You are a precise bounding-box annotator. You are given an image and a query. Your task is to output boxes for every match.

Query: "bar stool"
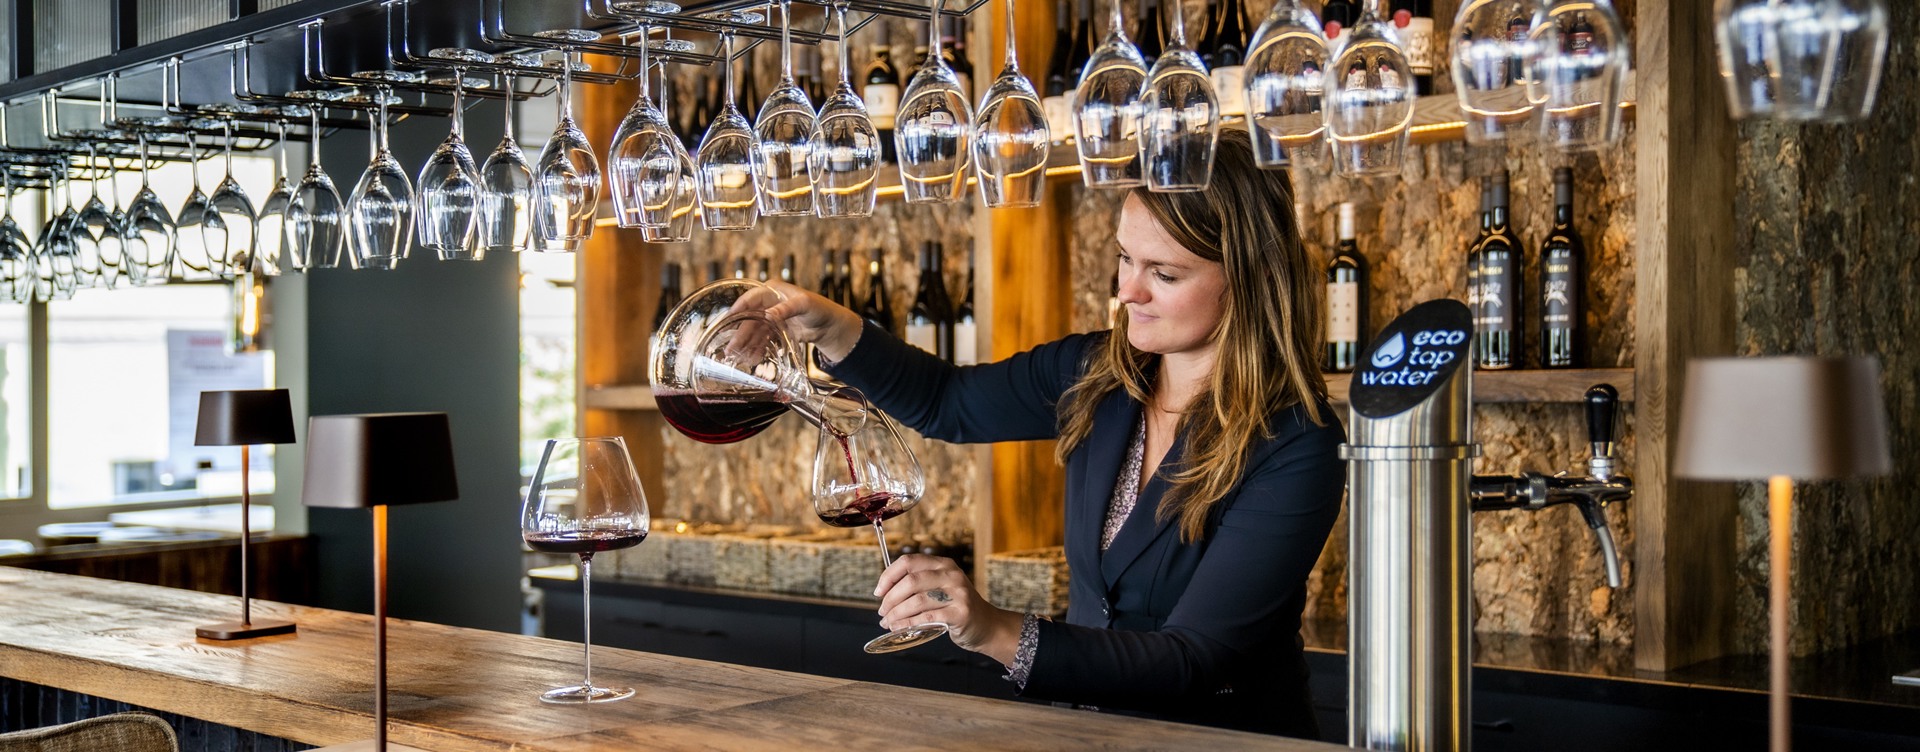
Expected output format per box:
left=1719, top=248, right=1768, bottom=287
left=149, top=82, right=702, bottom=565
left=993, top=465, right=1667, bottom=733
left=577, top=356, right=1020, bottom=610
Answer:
left=0, top=712, right=177, bottom=752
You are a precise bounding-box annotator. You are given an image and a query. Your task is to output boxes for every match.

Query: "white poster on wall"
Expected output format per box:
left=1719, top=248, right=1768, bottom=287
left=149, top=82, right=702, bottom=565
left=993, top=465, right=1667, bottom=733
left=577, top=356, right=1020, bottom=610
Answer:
left=164, top=330, right=269, bottom=482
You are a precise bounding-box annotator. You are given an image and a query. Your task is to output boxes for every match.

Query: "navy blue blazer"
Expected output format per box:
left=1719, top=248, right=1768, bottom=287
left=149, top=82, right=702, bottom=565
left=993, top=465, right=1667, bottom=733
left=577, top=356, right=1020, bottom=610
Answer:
left=828, top=324, right=1346, bottom=737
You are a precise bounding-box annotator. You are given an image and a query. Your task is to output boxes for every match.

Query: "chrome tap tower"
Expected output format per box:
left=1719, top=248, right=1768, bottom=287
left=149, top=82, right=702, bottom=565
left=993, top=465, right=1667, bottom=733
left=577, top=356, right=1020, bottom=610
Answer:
left=1339, top=300, right=1478, bottom=751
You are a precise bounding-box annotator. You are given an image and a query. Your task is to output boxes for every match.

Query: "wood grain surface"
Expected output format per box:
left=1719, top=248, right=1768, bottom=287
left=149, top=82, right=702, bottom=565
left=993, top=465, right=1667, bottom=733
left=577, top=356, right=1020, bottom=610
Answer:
left=0, top=569, right=1336, bottom=751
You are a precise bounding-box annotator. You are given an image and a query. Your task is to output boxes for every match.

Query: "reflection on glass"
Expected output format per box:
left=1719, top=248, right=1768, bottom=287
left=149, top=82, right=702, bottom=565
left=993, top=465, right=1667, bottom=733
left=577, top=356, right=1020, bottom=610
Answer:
left=807, top=0, right=881, bottom=218
left=1714, top=0, right=1888, bottom=123
left=1527, top=0, right=1629, bottom=151
left=1072, top=0, right=1148, bottom=187
left=479, top=57, right=537, bottom=254
left=533, top=48, right=603, bottom=252
left=697, top=32, right=763, bottom=231
left=347, top=89, right=415, bottom=270
left=610, top=30, right=683, bottom=229
left=1450, top=0, right=1543, bottom=144
left=1326, top=6, right=1414, bottom=177
left=895, top=0, right=973, bottom=203
left=1138, top=0, right=1217, bottom=192
left=1245, top=0, right=1329, bottom=169
left=972, top=0, right=1051, bottom=207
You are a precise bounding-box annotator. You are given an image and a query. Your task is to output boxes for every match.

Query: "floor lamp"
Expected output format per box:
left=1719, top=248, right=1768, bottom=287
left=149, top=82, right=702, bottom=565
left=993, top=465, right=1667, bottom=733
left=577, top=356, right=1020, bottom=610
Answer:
left=303, top=413, right=459, bottom=752
left=1675, top=356, right=1891, bottom=752
left=194, top=388, right=297, bottom=640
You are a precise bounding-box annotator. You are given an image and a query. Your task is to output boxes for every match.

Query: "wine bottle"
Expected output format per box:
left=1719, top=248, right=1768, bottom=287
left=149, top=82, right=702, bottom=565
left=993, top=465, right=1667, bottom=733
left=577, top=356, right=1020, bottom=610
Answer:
left=1467, top=179, right=1491, bottom=365
left=1477, top=170, right=1522, bottom=369
left=1204, top=0, right=1250, bottom=119
left=705, top=260, right=724, bottom=286
left=1069, top=0, right=1094, bottom=79
left=1325, top=203, right=1369, bottom=373
left=1540, top=167, right=1585, bottom=368
left=754, top=257, right=771, bottom=283
left=731, top=256, right=749, bottom=279
left=652, top=262, right=682, bottom=333
left=1041, top=0, right=1078, bottom=142
left=796, top=43, right=827, bottom=105
left=1568, top=10, right=1595, bottom=54
left=1322, top=0, right=1355, bottom=40
left=836, top=249, right=858, bottom=309
left=1391, top=0, right=1436, bottom=95
left=739, top=46, right=762, bottom=122
left=689, top=70, right=717, bottom=151
left=863, top=44, right=902, bottom=164
left=953, top=243, right=978, bottom=366
left=943, top=18, right=974, bottom=102
left=1136, top=0, right=1166, bottom=65
left=1506, top=9, right=1532, bottom=85
left=907, top=241, right=955, bottom=361
left=860, top=253, right=898, bottom=334
left=780, top=253, right=797, bottom=285
left=817, top=249, right=839, bottom=299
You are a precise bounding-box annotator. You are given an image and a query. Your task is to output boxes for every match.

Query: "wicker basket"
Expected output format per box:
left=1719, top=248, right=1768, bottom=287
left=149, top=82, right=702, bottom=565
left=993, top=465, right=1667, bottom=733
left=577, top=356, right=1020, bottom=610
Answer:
left=663, top=523, right=733, bottom=587
left=612, top=520, right=675, bottom=582
left=712, top=531, right=778, bottom=591
left=987, top=546, right=1071, bottom=618
left=821, top=535, right=886, bottom=601
left=766, top=531, right=849, bottom=597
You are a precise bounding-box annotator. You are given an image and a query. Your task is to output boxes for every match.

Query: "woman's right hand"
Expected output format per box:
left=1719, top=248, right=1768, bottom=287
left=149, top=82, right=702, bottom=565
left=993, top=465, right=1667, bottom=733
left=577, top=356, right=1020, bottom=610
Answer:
left=761, top=281, right=866, bottom=363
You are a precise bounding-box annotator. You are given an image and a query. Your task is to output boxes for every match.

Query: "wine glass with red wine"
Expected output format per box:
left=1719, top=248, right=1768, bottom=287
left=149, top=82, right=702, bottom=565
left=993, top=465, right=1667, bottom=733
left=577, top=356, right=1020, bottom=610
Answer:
left=522, top=436, right=651, bottom=703
left=811, top=411, right=945, bottom=653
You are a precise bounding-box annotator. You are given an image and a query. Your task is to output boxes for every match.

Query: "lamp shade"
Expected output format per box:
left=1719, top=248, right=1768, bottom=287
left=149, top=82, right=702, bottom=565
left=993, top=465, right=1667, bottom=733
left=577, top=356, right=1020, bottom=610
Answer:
left=195, top=389, right=296, bottom=446
left=302, top=413, right=459, bottom=509
left=1674, top=356, right=1892, bottom=481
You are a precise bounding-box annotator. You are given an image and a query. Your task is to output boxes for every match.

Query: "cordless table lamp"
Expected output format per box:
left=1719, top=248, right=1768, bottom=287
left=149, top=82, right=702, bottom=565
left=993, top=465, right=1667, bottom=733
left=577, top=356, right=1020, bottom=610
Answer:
left=303, top=413, right=458, bottom=752
left=194, top=388, right=296, bottom=640
left=1675, top=356, right=1891, bottom=752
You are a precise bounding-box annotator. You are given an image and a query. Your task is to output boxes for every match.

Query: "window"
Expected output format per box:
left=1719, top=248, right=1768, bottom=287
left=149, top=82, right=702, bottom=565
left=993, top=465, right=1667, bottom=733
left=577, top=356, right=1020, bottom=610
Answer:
left=520, top=251, right=575, bottom=481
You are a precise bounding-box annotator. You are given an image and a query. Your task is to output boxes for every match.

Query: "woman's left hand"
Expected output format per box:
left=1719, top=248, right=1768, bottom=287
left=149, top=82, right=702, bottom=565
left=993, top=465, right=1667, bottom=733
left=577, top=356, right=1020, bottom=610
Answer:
left=874, top=554, right=1024, bottom=666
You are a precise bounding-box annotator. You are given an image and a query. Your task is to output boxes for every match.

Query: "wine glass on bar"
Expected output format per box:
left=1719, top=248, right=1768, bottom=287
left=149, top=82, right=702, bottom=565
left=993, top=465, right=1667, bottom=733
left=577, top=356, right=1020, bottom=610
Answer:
left=73, top=143, right=115, bottom=288
left=753, top=0, right=818, bottom=216
left=971, top=0, right=1051, bottom=208
left=522, top=436, right=650, bottom=704
left=1138, top=0, right=1218, bottom=191
left=697, top=31, right=762, bottom=231
left=1527, top=0, right=1629, bottom=150
left=1072, top=0, right=1149, bottom=187
left=807, top=0, right=881, bottom=218
left=895, top=0, right=973, bottom=203
left=811, top=411, right=944, bottom=653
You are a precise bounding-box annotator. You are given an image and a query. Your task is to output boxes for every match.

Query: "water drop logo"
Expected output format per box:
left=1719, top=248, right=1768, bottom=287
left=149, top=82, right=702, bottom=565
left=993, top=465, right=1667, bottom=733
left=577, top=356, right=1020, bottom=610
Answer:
left=1370, top=332, right=1406, bottom=368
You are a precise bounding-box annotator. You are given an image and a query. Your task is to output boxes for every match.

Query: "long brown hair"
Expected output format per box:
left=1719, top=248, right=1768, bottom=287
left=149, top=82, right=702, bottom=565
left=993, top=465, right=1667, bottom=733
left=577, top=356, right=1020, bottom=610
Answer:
left=1055, top=129, right=1327, bottom=542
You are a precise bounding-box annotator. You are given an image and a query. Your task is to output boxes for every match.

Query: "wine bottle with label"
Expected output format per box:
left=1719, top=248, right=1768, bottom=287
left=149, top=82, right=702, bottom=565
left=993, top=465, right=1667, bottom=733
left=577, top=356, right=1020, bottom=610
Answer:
left=943, top=18, right=974, bottom=102
left=1204, top=0, right=1250, bottom=119
left=817, top=249, right=839, bottom=299
left=1322, top=0, right=1356, bottom=40
left=652, top=262, right=682, bottom=333
left=907, top=241, right=956, bottom=361
left=1467, top=178, right=1491, bottom=363
left=1136, top=0, right=1166, bottom=64
left=1325, top=203, right=1370, bottom=372
left=836, top=249, right=858, bottom=309
left=863, top=44, right=902, bottom=163
left=953, top=244, right=979, bottom=365
left=1391, top=0, right=1435, bottom=95
left=1540, top=167, right=1585, bottom=368
left=1477, top=170, right=1523, bottom=369
left=860, top=253, right=898, bottom=334
left=1042, top=0, right=1078, bottom=142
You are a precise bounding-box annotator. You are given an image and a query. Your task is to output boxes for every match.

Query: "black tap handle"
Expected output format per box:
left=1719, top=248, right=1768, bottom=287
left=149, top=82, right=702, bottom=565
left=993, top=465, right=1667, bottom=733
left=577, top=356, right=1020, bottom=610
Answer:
left=1585, top=384, right=1619, bottom=448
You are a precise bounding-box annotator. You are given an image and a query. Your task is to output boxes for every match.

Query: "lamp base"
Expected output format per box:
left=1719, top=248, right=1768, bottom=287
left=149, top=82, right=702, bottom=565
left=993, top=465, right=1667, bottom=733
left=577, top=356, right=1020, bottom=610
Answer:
left=196, top=619, right=297, bottom=640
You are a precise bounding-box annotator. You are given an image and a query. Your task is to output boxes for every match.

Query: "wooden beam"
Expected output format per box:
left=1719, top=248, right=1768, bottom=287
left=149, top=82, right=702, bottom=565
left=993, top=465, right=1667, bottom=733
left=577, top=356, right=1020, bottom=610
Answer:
left=1632, top=0, right=1740, bottom=671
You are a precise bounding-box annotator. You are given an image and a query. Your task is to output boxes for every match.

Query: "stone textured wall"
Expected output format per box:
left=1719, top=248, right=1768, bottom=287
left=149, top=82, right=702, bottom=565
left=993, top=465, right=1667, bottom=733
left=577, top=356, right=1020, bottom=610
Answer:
left=1729, top=2, right=1920, bottom=656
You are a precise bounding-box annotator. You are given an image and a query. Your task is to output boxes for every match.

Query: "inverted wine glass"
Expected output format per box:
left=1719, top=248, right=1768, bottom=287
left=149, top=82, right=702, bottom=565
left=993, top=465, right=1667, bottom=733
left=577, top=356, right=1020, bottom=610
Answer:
left=123, top=131, right=174, bottom=285
left=643, top=58, right=698, bottom=244
left=522, top=436, right=651, bottom=704
left=0, top=171, right=34, bottom=302
left=697, top=31, right=762, bottom=231
left=255, top=119, right=297, bottom=277
left=208, top=119, right=258, bottom=280
left=38, top=167, right=80, bottom=300
left=73, top=144, right=115, bottom=288
left=418, top=49, right=489, bottom=260
left=289, top=101, right=348, bottom=270
left=479, top=56, right=538, bottom=254
left=609, top=21, right=684, bottom=229
left=1450, top=0, right=1544, bottom=143
left=895, top=0, right=973, bottom=203
left=972, top=0, right=1050, bottom=207
left=1714, top=0, right=1886, bottom=123
left=1525, top=0, right=1629, bottom=150
left=103, top=143, right=134, bottom=287
left=807, top=0, right=880, bottom=218
left=1072, top=0, right=1148, bottom=187
left=1138, top=0, right=1218, bottom=191
left=347, top=84, right=414, bottom=270
left=533, top=39, right=603, bottom=252
left=752, top=0, right=818, bottom=216
left=1245, top=0, right=1329, bottom=169
left=173, top=137, right=218, bottom=281
left=1326, top=4, right=1414, bottom=177
left=810, top=411, right=943, bottom=653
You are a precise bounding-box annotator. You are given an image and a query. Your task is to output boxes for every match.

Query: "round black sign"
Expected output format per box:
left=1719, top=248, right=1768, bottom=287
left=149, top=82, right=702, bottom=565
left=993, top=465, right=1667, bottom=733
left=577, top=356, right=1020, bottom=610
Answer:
left=1349, top=298, right=1475, bottom=419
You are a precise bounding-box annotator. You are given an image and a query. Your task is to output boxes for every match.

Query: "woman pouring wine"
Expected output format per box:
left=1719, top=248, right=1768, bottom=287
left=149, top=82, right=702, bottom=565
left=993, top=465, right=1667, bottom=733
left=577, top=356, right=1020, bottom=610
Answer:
left=760, top=130, right=1345, bottom=739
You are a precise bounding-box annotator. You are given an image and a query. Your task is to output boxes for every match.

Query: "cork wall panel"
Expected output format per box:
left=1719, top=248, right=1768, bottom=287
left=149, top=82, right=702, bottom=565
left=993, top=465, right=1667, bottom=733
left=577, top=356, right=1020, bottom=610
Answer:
left=1728, top=1, right=1920, bottom=657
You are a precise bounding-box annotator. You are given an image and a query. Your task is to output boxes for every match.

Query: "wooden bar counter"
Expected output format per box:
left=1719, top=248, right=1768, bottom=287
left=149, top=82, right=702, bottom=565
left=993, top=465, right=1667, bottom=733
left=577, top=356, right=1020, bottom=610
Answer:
left=0, top=568, right=1338, bottom=750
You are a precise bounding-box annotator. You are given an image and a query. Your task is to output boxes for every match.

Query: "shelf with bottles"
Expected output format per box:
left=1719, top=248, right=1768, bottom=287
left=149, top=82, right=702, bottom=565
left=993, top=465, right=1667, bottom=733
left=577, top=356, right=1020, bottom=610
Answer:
left=1324, top=367, right=1633, bottom=405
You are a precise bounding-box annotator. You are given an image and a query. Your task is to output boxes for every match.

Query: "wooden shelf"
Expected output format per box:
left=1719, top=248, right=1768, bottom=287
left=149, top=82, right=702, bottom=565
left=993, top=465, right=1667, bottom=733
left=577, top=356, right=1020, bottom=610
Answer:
left=1326, top=367, right=1634, bottom=405
left=584, top=384, right=658, bottom=411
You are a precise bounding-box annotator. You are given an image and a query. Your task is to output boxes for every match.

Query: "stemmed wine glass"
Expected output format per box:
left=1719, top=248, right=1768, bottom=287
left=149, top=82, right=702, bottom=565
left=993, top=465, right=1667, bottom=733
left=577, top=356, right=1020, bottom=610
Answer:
left=290, top=100, right=348, bottom=270
left=1325, top=2, right=1414, bottom=177
left=895, top=0, right=973, bottom=203
left=522, top=436, right=651, bottom=704
left=644, top=57, right=698, bottom=244
left=256, top=119, right=297, bottom=276
left=609, top=19, right=684, bottom=230
left=419, top=49, right=490, bottom=260
left=126, top=131, right=177, bottom=285
left=752, top=0, right=818, bottom=216
left=1072, top=0, right=1148, bottom=187
left=810, top=411, right=943, bottom=653
left=807, top=0, right=880, bottom=218
left=208, top=118, right=259, bottom=280
left=697, top=31, right=762, bottom=231
left=479, top=55, right=538, bottom=254
left=1449, top=0, right=1543, bottom=144
left=533, top=36, right=603, bottom=252
left=0, top=171, right=35, bottom=302
left=347, top=84, right=414, bottom=270
left=73, top=143, right=116, bottom=288
left=175, top=135, right=218, bottom=281
left=972, top=0, right=1051, bottom=207
left=1245, top=0, right=1329, bottom=169
left=103, top=144, right=134, bottom=287
left=38, top=165, right=80, bottom=300
left=1526, top=0, right=1629, bottom=150
left=1138, top=0, right=1218, bottom=191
